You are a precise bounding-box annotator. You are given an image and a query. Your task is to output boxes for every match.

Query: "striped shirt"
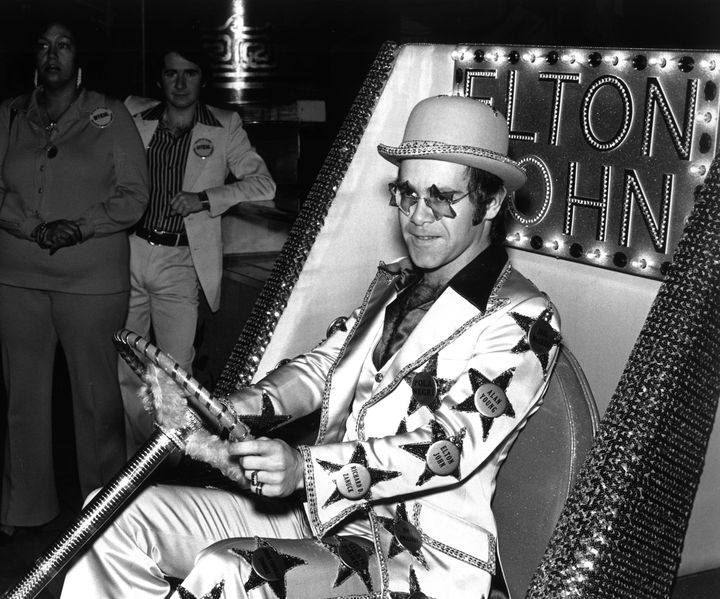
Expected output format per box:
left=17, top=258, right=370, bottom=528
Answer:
left=138, top=103, right=222, bottom=233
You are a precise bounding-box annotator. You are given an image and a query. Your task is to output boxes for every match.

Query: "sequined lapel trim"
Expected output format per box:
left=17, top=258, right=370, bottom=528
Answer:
left=317, top=271, right=390, bottom=443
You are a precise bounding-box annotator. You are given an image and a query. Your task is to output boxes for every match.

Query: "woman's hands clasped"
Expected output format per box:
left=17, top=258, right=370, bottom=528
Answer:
left=33, top=219, right=82, bottom=254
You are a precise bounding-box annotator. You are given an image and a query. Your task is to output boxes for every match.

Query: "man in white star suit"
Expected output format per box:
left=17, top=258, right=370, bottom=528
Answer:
left=61, top=95, right=561, bottom=599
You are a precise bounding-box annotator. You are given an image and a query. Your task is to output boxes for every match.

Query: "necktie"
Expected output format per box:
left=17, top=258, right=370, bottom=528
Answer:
left=372, top=280, right=440, bottom=369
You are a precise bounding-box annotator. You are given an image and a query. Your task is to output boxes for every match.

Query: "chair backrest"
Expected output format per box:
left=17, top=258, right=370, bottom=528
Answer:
left=492, top=345, right=599, bottom=599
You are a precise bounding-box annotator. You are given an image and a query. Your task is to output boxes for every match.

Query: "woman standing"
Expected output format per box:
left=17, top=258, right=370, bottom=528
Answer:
left=0, top=20, right=148, bottom=534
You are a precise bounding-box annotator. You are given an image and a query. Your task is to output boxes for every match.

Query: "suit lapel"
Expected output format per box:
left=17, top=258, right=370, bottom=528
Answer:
left=135, top=118, right=159, bottom=148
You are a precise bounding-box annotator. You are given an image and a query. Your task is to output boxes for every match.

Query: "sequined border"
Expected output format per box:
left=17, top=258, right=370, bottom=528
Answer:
left=377, top=140, right=523, bottom=169
left=412, top=503, right=496, bottom=575
left=215, top=42, right=399, bottom=394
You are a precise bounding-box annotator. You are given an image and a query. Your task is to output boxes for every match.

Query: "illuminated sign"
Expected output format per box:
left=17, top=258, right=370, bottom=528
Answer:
left=453, top=45, right=720, bottom=279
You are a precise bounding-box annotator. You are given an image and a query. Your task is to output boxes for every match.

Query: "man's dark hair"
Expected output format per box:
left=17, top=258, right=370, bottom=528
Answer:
left=465, top=166, right=507, bottom=245
left=154, top=40, right=210, bottom=83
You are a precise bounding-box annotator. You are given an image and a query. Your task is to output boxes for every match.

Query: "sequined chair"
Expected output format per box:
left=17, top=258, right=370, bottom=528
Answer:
left=215, top=42, right=602, bottom=599
left=216, top=39, right=720, bottom=597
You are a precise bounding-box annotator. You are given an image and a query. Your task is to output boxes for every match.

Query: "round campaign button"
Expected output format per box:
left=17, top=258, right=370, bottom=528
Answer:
left=411, top=372, right=437, bottom=406
left=473, top=384, right=508, bottom=418
left=336, top=463, right=371, bottom=499
left=193, top=138, right=214, bottom=159
left=338, top=537, right=370, bottom=571
left=251, top=546, right=285, bottom=581
left=89, top=107, right=113, bottom=128
left=393, top=520, right=423, bottom=553
left=528, top=318, right=555, bottom=356
left=425, top=440, right=460, bottom=475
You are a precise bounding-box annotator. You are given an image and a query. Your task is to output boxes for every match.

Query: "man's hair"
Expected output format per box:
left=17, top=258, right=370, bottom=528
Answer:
left=154, top=41, right=210, bottom=82
left=466, top=166, right=507, bottom=245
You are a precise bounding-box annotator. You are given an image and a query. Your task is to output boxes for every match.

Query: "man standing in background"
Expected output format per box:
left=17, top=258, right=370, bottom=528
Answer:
left=121, top=41, right=276, bottom=454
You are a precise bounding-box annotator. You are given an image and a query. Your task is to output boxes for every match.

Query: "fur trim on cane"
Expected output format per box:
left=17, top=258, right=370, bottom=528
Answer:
left=140, top=364, right=191, bottom=429
left=140, top=365, right=248, bottom=485
left=185, top=430, right=247, bottom=484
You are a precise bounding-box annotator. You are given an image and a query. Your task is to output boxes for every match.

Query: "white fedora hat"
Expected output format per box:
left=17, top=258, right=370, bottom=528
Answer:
left=377, top=95, right=526, bottom=192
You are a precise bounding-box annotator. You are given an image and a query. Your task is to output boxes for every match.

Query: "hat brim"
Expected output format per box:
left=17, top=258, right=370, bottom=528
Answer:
left=377, top=140, right=526, bottom=192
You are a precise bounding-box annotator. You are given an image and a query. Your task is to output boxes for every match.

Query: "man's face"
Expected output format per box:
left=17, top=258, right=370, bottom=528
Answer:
left=160, top=52, right=202, bottom=110
left=396, top=159, right=501, bottom=285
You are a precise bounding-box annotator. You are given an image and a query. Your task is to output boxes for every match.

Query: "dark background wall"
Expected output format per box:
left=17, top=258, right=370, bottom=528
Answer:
left=2, top=0, right=719, bottom=152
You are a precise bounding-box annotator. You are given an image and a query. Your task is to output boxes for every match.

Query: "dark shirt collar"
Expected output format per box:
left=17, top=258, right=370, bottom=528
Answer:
left=140, top=101, right=222, bottom=127
left=379, top=243, right=509, bottom=313
left=447, top=243, right=508, bottom=312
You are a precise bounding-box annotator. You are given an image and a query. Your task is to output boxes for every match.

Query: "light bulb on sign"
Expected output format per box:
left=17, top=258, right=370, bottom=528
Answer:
left=544, top=239, right=562, bottom=251
left=631, top=258, right=649, bottom=270
left=689, top=164, right=707, bottom=177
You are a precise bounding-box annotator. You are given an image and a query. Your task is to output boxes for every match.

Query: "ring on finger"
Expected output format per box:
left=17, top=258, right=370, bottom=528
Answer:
left=250, top=470, right=259, bottom=486
left=253, top=482, right=264, bottom=496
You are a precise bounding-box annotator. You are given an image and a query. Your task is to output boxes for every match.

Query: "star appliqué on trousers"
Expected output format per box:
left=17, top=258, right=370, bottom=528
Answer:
left=176, top=581, right=224, bottom=599
left=376, top=502, right=428, bottom=569
left=399, top=420, right=466, bottom=485
left=237, top=390, right=292, bottom=436
left=404, top=354, right=453, bottom=415
left=316, top=443, right=401, bottom=508
left=453, top=368, right=515, bottom=441
left=231, top=538, right=307, bottom=599
left=509, top=308, right=561, bottom=373
left=319, top=536, right=376, bottom=593
left=390, top=565, right=438, bottom=599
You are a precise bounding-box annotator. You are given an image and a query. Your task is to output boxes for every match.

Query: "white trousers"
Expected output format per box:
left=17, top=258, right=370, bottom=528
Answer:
left=60, top=484, right=312, bottom=599
left=119, top=234, right=200, bottom=456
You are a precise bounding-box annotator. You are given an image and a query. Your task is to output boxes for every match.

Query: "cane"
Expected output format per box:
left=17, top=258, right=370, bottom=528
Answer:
left=1, top=329, right=252, bottom=599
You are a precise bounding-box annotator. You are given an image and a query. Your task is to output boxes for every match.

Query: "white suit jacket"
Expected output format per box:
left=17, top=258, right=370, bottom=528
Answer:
left=124, top=96, right=276, bottom=311
left=232, top=245, right=561, bottom=598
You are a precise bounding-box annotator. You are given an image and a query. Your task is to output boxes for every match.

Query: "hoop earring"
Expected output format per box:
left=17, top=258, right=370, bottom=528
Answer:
left=76, top=67, right=82, bottom=88
left=33, top=69, right=39, bottom=88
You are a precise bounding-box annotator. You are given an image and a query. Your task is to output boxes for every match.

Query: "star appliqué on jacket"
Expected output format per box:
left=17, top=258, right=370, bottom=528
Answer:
left=376, top=502, right=428, bottom=569
left=319, top=536, right=376, bottom=593
left=453, top=368, right=515, bottom=441
left=399, top=420, right=465, bottom=485
left=404, top=354, right=453, bottom=415
left=390, top=565, right=438, bottom=599
left=316, top=443, right=401, bottom=508
left=176, top=581, right=224, bottom=599
left=236, top=390, right=292, bottom=436
left=509, top=307, right=561, bottom=373
left=230, top=538, right=307, bottom=599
